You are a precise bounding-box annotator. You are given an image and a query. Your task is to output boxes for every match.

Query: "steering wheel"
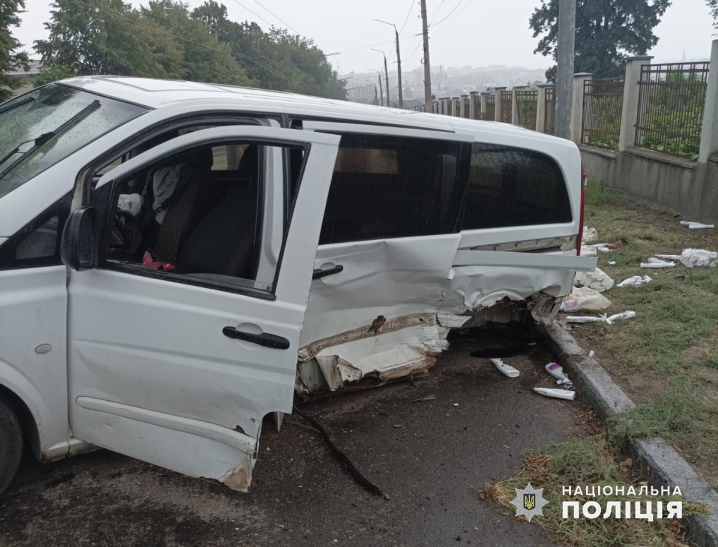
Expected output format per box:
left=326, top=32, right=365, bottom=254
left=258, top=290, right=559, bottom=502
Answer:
left=112, top=210, right=137, bottom=251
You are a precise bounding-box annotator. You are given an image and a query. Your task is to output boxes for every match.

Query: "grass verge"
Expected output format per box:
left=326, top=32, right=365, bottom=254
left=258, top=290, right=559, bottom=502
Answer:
left=484, top=435, right=706, bottom=547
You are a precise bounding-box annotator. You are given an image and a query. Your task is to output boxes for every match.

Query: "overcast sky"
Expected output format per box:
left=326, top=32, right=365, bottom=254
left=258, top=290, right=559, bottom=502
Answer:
left=14, top=0, right=716, bottom=74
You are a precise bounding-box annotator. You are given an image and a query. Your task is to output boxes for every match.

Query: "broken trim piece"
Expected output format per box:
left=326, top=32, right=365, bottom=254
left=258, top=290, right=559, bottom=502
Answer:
left=299, top=313, right=437, bottom=362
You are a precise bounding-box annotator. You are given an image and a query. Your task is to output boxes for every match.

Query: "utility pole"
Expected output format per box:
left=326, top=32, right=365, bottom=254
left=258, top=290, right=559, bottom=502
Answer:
left=369, top=69, right=384, bottom=106
left=420, top=0, right=432, bottom=110
left=555, top=0, right=576, bottom=139
left=395, top=27, right=403, bottom=108
left=372, top=49, right=391, bottom=107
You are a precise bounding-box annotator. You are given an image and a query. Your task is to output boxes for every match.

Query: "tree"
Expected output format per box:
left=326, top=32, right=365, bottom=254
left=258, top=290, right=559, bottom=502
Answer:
left=192, top=1, right=346, bottom=99
left=708, top=0, right=718, bottom=30
left=529, top=0, right=671, bottom=81
left=0, top=0, right=29, bottom=102
left=35, top=0, right=184, bottom=79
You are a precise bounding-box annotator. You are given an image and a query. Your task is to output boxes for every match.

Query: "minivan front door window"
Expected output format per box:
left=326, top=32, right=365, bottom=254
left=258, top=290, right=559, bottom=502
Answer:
left=0, top=84, right=147, bottom=201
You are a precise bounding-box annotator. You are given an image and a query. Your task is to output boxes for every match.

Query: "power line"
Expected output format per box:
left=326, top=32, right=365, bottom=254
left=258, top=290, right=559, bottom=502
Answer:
left=251, top=0, right=301, bottom=35
left=432, top=0, right=472, bottom=36
left=329, top=39, right=394, bottom=56
left=431, top=0, right=451, bottom=20
left=398, top=0, right=415, bottom=35
left=403, top=38, right=424, bottom=64
left=431, top=0, right=464, bottom=27
left=230, top=0, right=274, bottom=28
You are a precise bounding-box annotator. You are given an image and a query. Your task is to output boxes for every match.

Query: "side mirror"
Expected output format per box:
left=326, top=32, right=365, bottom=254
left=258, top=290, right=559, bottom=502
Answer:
left=60, top=206, right=98, bottom=271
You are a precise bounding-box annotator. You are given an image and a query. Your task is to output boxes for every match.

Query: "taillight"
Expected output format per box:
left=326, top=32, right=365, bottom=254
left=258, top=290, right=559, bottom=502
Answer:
left=576, top=164, right=587, bottom=255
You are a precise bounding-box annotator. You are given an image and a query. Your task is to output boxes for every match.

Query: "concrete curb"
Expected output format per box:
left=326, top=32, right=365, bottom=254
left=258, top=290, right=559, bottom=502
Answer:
left=543, top=322, right=718, bottom=547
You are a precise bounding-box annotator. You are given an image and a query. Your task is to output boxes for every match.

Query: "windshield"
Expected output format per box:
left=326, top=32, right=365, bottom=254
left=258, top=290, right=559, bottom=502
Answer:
left=0, top=84, right=147, bottom=201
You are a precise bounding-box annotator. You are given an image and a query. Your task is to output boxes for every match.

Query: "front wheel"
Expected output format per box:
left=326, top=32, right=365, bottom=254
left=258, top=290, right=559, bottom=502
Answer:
left=0, top=397, right=23, bottom=496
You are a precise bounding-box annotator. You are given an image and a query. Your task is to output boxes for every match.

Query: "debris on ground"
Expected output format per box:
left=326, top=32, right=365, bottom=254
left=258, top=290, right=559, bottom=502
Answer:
left=490, top=358, right=520, bottom=378
left=533, top=387, right=576, bottom=400
left=412, top=395, right=436, bottom=403
left=545, top=363, right=572, bottom=386
left=640, top=257, right=676, bottom=268
left=680, top=220, right=714, bottom=230
left=574, top=267, right=614, bottom=292
left=617, top=275, right=652, bottom=287
left=561, top=286, right=612, bottom=312
left=564, top=311, right=636, bottom=325
left=583, top=226, right=599, bottom=243
left=656, top=249, right=717, bottom=268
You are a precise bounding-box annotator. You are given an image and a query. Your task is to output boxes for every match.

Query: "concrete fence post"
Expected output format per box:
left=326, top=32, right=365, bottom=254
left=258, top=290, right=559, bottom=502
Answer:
left=494, top=87, right=506, bottom=122
left=570, top=73, right=593, bottom=144
left=469, top=91, right=478, bottom=119
left=451, top=97, right=460, bottom=116
left=619, top=56, right=653, bottom=152
left=460, top=94, right=469, bottom=118
left=480, top=92, right=489, bottom=119
left=699, top=40, right=718, bottom=162
left=536, top=84, right=551, bottom=133
left=443, top=97, right=451, bottom=115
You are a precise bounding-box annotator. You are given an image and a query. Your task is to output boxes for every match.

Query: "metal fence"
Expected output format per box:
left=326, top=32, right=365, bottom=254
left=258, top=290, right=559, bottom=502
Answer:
left=485, top=94, right=496, bottom=121
left=582, top=78, right=624, bottom=151
left=500, top=90, right=513, bottom=123
left=544, top=87, right=555, bottom=135
left=636, top=62, right=710, bottom=158
left=515, top=90, right=538, bottom=130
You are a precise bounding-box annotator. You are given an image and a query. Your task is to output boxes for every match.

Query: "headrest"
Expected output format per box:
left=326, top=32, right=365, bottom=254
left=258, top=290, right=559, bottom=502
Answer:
left=186, top=146, right=214, bottom=171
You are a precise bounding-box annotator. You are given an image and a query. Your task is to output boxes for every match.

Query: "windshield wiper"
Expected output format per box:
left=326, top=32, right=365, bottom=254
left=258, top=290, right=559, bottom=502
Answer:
left=0, top=100, right=100, bottom=180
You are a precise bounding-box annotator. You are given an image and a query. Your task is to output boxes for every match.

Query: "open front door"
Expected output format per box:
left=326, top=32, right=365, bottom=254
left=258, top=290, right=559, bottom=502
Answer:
left=66, top=127, right=339, bottom=490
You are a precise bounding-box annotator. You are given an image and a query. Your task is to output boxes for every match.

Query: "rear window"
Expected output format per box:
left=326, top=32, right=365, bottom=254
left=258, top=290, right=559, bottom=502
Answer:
left=319, top=134, right=468, bottom=244
left=461, top=143, right=572, bottom=230
left=0, top=84, right=147, bottom=201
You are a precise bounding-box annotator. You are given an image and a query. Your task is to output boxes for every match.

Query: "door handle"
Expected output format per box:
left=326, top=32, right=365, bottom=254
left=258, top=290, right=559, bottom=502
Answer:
left=222, top=326, right=290, bottom=350
left=312, top=264, right=344, bottom=280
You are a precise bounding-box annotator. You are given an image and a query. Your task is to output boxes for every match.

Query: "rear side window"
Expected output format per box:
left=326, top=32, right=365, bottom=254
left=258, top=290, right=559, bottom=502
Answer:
left=462, top=144, right=572, bottom=230
left=319, top=134, right=469, bottom=244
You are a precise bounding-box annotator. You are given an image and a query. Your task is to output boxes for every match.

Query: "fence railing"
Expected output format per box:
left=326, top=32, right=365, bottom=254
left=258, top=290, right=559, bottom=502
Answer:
left=636, top=62, right=710, bottom=159
left=544, top=87, right=556, bottom=135
left=485, top=94, right=496, bottom=121
left=516, top=90, right=538, bottom=130
left=500, top=90, right=513, bottom=123
left=582, top=77, right=624, bottom=151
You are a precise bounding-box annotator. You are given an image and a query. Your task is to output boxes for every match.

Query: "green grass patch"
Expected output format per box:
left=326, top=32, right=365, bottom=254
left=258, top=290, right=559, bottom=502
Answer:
left=485, top=435, right=705, bottom=547
left=584, top=181, right=620, bottom=206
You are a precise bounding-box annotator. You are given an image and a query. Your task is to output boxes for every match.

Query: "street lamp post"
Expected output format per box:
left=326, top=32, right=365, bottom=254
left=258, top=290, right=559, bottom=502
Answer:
left=374, top=19, right=403, bottom=108
left=372, top=48, right=391, bottom=107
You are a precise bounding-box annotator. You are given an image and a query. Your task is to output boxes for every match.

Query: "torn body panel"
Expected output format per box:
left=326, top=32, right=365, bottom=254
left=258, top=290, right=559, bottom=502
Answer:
left=296, top=247, right=596, bottom=394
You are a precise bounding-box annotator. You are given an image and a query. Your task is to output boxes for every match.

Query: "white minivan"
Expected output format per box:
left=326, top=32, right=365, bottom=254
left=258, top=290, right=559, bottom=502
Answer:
left=0, top=77, right=596, bottom=494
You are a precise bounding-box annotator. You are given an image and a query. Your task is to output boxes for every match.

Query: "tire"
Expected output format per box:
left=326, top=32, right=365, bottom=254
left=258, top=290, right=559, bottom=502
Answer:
left=0, top=397, right=23, bottom=497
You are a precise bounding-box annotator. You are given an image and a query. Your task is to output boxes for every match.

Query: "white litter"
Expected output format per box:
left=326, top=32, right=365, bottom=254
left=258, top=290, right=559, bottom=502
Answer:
left=617, top=275, right=652, bottom=287
left=565, top=311, right=636, bottom=325
left=545, top=363, right=572, bottom=386
left=561, top=286, right=612, bottom=312
left=574, top=267, right=614, bottom=292
left=656, top=249, right=717, bottom=268
left=640, top=257, right=676, bottom=268
left=680, top=221, right=714, bottom=230
left=533, top=387, right=576, bottom=401
left=588, top=350, right=596, bottom=358
left=583, top=226, right=599, bottom=244
left=490, top=358, right=520, bottom=378
left=580, top=245, right=598, bottom=257
left=609, top=261, right=616, bottom=265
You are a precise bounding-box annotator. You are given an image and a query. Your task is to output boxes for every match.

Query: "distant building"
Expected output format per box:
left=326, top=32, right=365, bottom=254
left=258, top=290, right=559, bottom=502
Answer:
left=5, top=59, right=43, bottom=98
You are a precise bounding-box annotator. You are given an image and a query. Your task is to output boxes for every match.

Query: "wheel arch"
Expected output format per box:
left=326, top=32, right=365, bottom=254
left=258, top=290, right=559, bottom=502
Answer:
left=0, top=384, right=40, bottom=459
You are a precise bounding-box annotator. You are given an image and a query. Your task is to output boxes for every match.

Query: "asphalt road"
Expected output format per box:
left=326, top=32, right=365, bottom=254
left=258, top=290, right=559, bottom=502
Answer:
left=0, top=329, right=585, bottom=547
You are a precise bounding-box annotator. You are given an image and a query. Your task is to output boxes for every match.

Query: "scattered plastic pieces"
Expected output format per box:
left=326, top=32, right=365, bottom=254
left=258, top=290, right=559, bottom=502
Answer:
left=412, top=395, right=436, bottom=403
left=596, top=244, right=617, bottom=253
left=580, top=245, right=598, bottom=257
left=618, top=275, right=652, bottom=287
left=533, top=387, right=576, bottom=401
left=565, top=311, right=636, bottom=325
left=640, top=257, right=676, bottom=268
left=561, top=286, right=612, bottom=312
left=545, top=363, right=573, bottom=386
left=656, top=249, right=717, bottom=268
left=680, top=221, right=714, bottom=230
left=608, top=261, right=616, bottom=265
left=490, top=358, right=520, bottom=378
left=574, top=267, right=614, bottom=292
left=588, top=350, right=596, bottom=358
left=583, top=226, right=599, bottom=244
